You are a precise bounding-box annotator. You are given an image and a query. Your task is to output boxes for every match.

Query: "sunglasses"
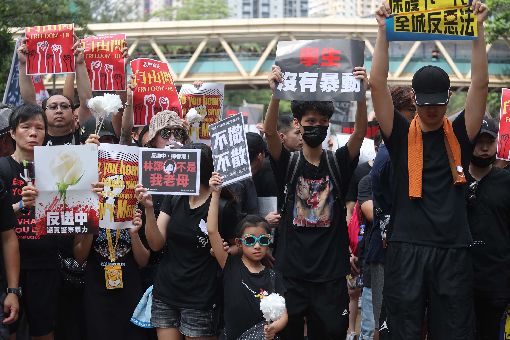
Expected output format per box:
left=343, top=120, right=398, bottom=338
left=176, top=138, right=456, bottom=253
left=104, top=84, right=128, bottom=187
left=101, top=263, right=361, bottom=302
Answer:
left=241, top=234, right=272, bottom=247
left=467, top=181, right=478, bottom=206
left=159, top=128, right=186, bottom=142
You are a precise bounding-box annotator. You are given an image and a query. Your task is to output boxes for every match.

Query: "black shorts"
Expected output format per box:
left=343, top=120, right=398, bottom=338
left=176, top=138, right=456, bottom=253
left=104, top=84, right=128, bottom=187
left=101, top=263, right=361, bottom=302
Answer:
left=20, top=269, right=60, bottom=337
left=281, top=277, right=349, bottom=340
left=384, top=242, right=474, bottom=340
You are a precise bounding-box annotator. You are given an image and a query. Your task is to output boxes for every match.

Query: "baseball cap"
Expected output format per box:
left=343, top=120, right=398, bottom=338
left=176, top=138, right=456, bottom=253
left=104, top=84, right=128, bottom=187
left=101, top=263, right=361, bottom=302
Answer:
left=147, top=110, right=188, bottom=144
left=412, top=66, right=450, bottom=106
left=80, top=116, right=117, bottom=143
left=478, top=118, right=498, bottom=139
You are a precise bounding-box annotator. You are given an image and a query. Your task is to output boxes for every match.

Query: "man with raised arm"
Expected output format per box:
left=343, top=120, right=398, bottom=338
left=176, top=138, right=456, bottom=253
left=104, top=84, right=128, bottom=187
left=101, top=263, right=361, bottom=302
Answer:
left=264, top=65, right=368, bottom=339
left=370, top=1, right=489, bottom=339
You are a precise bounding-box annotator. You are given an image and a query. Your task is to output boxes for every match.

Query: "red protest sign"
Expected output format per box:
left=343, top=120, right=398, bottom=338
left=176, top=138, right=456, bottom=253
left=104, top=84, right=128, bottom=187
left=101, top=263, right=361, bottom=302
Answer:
left=82, top=34, right=126, bottom=91
left=130, top=58, right=181, bottom=126
left=25, top=24, right=75, bottom=75
left=497, top=88, right=510, bottom=160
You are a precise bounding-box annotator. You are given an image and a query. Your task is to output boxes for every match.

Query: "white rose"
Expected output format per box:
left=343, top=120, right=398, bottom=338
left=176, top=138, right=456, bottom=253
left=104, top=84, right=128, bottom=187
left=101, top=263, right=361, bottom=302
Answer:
left=51, top=152, right=83, bottom=186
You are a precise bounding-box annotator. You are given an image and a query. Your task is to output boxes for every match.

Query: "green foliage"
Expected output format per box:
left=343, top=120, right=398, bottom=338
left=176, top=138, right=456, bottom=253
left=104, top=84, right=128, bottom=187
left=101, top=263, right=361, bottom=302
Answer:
left=485, top=0, right=510, bottom=45
left=224, top=89, right=292, bottom=119
left=447, top=89, right=503, bottom=118
left=153, top=0, right=229, bottom=20
left=89, top=0, right=141, bottom=23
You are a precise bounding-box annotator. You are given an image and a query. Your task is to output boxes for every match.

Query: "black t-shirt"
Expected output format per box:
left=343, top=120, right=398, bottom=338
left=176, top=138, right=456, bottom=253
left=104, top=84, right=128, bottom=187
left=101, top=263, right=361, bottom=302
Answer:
left=253, top=157, right=279, bottom=198
left=467, top=167, right=510, bottom=297
left=0, top=187, right=16, bottom=289
left=357, top=175, right=372, bottom=287
left=0, top=157, right=59, bottom=269
left=345, top=161, right=372, bottom=203
left=223, top=255, right=286, bottom=339
left=270, top=146, right=358, bottom=281
left=154, top=195, right=236, bottom=309
left=383, top=111, right=473, bottom=248
left=44, top=130, right=81, bottom=146
left=227, top=178, right=259, bottom=215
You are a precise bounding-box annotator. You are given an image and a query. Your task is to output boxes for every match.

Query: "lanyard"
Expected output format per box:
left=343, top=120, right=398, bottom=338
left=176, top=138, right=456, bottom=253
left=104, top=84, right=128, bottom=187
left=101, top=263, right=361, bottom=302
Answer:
left=106, top=229, right=121, bottom=263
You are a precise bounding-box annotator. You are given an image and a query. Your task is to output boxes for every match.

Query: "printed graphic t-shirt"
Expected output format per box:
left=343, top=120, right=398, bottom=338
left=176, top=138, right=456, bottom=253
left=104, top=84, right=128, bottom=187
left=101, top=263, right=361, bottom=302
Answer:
left=0, top=157, right=58, bottom=269
left=223, top=255, right=286, bottom=340
left=271, top=146, right=358, bottom=281
left=154, top=195, right=236, bottom=309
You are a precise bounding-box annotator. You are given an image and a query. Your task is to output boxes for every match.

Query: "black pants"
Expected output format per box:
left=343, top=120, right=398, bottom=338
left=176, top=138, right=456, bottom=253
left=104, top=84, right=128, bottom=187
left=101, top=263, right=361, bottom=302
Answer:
left=384, top=242, right=474, bottom=340
left=474, top=291, right=509, bottom=340
left=281, top=277, right=349, bottom=340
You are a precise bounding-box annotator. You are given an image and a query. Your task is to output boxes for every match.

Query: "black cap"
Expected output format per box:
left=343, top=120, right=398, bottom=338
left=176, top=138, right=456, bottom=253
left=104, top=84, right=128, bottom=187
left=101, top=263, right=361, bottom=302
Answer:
left=412, top=65, right=450, bottom=106
left=479, top=118, right=498, bottom=139
left=80, top=116, right=117, bottom=143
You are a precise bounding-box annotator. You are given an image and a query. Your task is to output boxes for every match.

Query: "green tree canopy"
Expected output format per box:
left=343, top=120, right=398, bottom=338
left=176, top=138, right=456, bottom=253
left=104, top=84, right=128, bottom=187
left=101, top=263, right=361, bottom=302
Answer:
left=153, top=0, right=229, bottom=21
left=485, top=0, right=510, bottom=46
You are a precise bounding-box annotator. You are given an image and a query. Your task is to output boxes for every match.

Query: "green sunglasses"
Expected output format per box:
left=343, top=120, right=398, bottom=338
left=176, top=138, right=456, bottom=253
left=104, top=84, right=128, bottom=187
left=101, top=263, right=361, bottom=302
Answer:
left=241, top=234, right=272, bottom=247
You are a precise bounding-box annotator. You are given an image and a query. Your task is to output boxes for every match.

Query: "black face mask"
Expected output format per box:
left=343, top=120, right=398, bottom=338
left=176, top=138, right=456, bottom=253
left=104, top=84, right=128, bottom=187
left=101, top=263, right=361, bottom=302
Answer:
left=302, top=125, right=328, bottom=148
left=471, top=154, right=496, bottom=168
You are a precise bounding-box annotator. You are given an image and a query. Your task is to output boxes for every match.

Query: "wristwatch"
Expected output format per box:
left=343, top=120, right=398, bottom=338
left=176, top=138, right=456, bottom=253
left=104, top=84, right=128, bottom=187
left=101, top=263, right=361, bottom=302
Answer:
left=6, top=287, right=22, bottom=297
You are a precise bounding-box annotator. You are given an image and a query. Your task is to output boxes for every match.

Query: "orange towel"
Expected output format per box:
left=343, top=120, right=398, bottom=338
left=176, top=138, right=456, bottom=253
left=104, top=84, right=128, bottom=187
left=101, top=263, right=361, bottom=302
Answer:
left=408, top=116, right=466, bottom=199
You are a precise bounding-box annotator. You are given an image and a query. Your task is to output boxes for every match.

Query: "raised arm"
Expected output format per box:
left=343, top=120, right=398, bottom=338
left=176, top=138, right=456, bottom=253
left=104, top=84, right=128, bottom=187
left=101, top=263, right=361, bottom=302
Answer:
left=264, top=65, right=284, bottom=161
left=73, top=37, right=93, bottom=125
left=135, top=184, right=167, bottom=251
left=206, top=172, right=228, bottom=268
left=17, top=39, right=37, bottom=105
left=464, top=0, right=489, bottom=141
left=370, top=2, right=394, bottom=139
left=347, top=67, right=369, bottom=160
left=119, top=75, right=135, bottom=145
left=63, top=73, right=76, bottom=101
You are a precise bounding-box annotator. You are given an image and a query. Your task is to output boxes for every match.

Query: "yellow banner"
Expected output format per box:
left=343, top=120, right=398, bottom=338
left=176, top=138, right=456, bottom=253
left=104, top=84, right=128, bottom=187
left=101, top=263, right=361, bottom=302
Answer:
left=390, top=0, right=470, bottom=14
left=394, top=7, right=477, bottom=37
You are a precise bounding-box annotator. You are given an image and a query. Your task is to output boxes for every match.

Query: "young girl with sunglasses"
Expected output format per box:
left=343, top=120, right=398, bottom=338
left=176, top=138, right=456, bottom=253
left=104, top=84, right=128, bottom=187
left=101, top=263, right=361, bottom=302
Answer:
left=208, top=172, right=288, bottom=340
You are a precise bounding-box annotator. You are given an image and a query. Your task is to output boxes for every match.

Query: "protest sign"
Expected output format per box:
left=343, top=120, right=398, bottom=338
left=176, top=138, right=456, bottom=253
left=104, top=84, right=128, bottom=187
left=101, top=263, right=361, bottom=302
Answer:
left=130, top=58, right=181, bottom=126
left=25, top=24, right=75, bottom=75
left=386, top=0, right=477, bottom=41
left=179, top=83, right=224, bottom=144
left=274, top=39, right=365, bottom=102
left=32, top=75, right=49, bottom=104
left=497, top=88, right=510, bottom=160
left=99, top=144, right=139, bottom=229
left=3, top=38, right=23, bottom=106
left=209, top=113, right=252, bottom=186
left=139, top=148, right=200, bottom=195
left=82, top=34, right=126, bottom=91
left=35, top=144, right=99, bottom=234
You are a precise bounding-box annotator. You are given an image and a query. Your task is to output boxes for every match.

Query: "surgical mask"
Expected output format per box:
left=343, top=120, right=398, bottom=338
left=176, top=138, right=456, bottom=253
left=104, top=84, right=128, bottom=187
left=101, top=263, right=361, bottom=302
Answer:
left=471, top=154, right=496, bottom=167
left=302, top=125, right=328, bottom=148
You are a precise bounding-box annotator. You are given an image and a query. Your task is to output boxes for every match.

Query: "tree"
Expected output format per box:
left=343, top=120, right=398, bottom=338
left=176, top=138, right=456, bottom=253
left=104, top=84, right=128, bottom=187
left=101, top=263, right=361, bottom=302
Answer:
left=89, top=0, right=141, bottom=23
left=152, top=0, right=229, bottom=21
left=485, top=0, right=510, bottom=46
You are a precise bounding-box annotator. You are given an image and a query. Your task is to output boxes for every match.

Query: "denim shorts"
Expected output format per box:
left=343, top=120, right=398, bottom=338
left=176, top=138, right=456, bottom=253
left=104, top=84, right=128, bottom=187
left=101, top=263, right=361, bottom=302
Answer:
left=151, top=296, right=219, bottom=337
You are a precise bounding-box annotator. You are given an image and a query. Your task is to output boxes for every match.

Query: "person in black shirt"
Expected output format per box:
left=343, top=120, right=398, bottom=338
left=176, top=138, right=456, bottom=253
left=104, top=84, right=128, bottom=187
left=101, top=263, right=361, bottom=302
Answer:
left=371, top=2, right=489, bottom=339
left=264, top=65, right=368, bottom=340
left=466, top=118, right=510, bottom=340
left=136, top=143, right=237, bottom=340
left=208, top=172, right=288, bottom=340
left=0, top=179, right=21, bottom=336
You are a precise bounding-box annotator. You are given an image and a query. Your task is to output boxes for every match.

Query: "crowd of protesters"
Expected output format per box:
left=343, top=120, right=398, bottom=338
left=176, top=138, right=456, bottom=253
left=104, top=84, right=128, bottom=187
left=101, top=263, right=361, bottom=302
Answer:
left=0, top=1, right=507, bottom=340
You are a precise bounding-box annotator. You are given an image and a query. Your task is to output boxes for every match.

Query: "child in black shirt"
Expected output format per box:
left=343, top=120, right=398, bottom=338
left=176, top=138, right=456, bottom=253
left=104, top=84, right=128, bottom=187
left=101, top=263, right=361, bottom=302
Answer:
left=208, top=172, right=288, bottom=340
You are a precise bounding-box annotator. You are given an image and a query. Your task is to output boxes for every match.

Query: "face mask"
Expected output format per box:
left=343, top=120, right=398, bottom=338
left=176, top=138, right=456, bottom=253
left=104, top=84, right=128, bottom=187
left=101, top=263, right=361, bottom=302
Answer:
left=302, top=125, right=328, bottom=148
left=471, top=154, right=496, bottom=168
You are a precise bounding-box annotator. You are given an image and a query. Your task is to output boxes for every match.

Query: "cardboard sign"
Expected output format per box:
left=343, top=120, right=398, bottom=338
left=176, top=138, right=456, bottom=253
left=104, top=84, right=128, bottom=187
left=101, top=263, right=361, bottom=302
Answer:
left=99, top=144, right=139, bottom=229
left=3, top=38, right=23, bottom=106
left=274, top=39, right=365, bottom=102
left=130, top=58, right=181, bottom=126
left=25, top=24, right=75, bottom=75
left=139, top=148, right=200, bottom=195
left=386, top=0, right=477, bottom=41
left=497, top=88, right=510, bottom=160
left=209, top=113, right=252, bottom=186
left=82, top=34, right=126, bottom=91
left=179, top=83, right=224, bottom=144
left=35, top=144, right=99, bottom=234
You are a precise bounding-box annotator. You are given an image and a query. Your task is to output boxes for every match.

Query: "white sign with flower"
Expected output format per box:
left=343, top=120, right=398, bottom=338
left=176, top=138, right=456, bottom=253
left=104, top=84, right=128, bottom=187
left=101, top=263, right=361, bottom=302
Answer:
left=34, top=144, right=100, bottom=235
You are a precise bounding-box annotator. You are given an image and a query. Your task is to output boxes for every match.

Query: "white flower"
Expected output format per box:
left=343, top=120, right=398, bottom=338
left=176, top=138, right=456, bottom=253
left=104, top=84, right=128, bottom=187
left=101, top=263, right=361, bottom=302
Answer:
left=259, top=293, right=286, bottom=322
left=103, top=93, right=123, bottom=115
left=87, top=94, right=123, bottom=120
left=51, top=152, right=83, bottom=200
left=186, top=108, right=204, bottom=126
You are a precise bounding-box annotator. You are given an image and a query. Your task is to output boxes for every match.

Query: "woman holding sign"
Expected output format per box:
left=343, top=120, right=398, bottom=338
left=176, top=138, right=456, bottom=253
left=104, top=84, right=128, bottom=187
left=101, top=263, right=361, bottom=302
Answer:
left=135, top=143, right=238, bottom=340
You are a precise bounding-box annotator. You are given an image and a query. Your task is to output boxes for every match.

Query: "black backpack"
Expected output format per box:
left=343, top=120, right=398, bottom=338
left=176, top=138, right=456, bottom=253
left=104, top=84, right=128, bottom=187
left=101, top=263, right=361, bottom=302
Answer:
left=280, top=149, right=345, bottom=214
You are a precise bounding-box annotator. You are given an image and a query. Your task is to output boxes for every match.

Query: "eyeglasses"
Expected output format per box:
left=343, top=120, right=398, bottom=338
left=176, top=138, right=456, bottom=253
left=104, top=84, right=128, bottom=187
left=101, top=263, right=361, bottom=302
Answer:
left=467, top=181, right=478, bottom=206
left=241, top=234, right=272, bottom=247
left=159, top=128, right=186, bottom=142
left=46, top=103, right=72, bottom=111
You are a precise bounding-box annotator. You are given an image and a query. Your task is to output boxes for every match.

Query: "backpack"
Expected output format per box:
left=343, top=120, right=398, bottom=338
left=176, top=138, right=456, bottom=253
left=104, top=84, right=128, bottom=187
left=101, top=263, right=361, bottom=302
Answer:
left=280, top=149, right=344, bottom=215
left=347, top=202, right=362, bottom=255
